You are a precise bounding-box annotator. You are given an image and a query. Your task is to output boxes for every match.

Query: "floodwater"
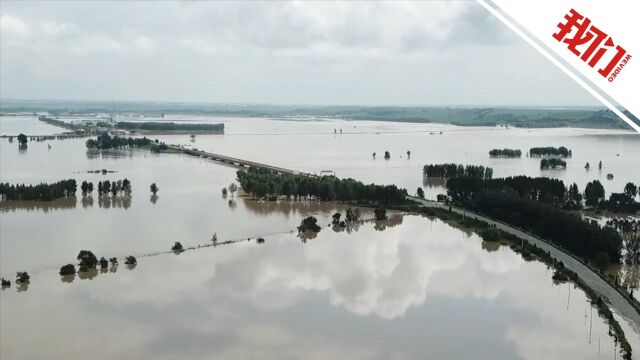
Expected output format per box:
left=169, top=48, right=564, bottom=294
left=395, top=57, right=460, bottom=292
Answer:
left=1, top=115, right=640, bottom=359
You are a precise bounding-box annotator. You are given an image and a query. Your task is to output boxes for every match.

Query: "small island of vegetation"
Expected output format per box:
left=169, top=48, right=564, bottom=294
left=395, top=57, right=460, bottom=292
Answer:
left=116, top=121, right=224, bottom=133
left=540, top=158, right=567, bottom=170
left=423, top=164, right=493, bottom=179
left=489, top=149, right=522, bottom=158
left=0, top=179, right=77, bottom=201
left=529, top=146, right=572, bottom=158
left=236, top=168, right=407, bottom=204
left=86, top=133, right=152, bottom=149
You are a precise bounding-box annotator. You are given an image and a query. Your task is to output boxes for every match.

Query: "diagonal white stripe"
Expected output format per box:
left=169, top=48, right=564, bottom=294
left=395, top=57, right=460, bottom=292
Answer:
left=476, top=0, right=640, bottom=133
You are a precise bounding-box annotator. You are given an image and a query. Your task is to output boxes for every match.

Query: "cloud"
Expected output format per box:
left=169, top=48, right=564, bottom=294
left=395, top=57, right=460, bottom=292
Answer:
left=0, top=13, right=31, bottom=38
left=179, top=37, right=216, bottom=54
left=0, top=1, right=599, bottom=106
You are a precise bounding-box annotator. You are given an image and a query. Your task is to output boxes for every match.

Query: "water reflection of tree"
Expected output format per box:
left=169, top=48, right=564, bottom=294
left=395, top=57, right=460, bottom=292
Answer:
left=98, top=195, right=131, bottom=209
left=86, top=149, right=135, bottom=160
left=0, top=197, right=77, bottom=213
left=373, top=214, right=404, bottom=231
left=481, top=240, right=502, bottom=253
left=60, top=274, right=75, bottom=283
left=299, top=230, right=318, bottom=243
left=241, top=198, right=338, bottom=218
left=150, top=194, right=159, bottom=204
left=422, top=177, right=447, bottom=188
left=17, top=281, right=29, bottom=292
left=78, top=268, right=98, bottom=280
left=81, top=195, right=94, bottom=208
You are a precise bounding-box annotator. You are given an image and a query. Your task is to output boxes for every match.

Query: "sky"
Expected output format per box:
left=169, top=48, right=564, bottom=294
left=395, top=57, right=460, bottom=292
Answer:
left=0, top=1, right=600, bottom=107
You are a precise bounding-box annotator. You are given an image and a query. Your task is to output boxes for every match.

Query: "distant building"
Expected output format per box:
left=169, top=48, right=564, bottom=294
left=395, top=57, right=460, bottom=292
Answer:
left=109, top=129, right=130, bottom=136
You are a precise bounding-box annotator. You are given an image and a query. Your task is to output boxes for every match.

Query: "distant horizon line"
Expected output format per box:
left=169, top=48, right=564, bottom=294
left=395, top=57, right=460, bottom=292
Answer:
left=0, top=98, right=608, bottom=110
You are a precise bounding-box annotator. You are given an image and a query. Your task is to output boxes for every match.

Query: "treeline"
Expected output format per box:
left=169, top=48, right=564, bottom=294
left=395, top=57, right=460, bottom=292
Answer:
left=0, top=180, right=77, bottom=201
left=529, top=146, right=572, bottom=157
left=116, top=122, right=224, bottom=132
left=236, top=168, right=407, bottom=204
left=489, top=149, right=522, bottom=158
left=540, top=158, right=567, bottom=170
left=585, top=180, right=639, bottom=213
left=86, top=133, right=152, bottom=149
left=423, top=164, right=493, bottom=179
left=447, top=175, right=567, bottom=205
left=38, top=115, right=80, bottom=130
left=472, top=191, right=622, bottom=265
left=97, top=179, right=132, bottom=196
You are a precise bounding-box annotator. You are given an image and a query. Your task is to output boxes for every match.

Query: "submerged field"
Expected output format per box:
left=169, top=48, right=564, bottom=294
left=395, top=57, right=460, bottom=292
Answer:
left=1, top=115, right=639, bottom=359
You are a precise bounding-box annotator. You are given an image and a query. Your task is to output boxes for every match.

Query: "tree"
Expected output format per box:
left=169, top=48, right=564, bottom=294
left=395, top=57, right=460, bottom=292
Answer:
left=122, top=178, right=131, bottom=195
left=17, top=133, right=28, bottom=146
left=298, top=216, right=321, bottom=232
left=384, top=151, right=391, bottom=159
left=372, top=152, right=376, bottom=159
left=77, top=250, right=98, bottom=269
left=624, top=182, right=637, bottom=198
left=567, top=183, right=582, bottom=208
left=585, top=180, right=605, bottom=207
left=228, top=183, right=238, bottom=197
left=59, top=264, right=76, bottom=276
left=16, top=272, right=30, bottom=283
left=172, top=242, right=184, bottom=252
left=150, top=183, right=159, bottom=195
left=124, top=256, right=137, bottom=265
left=332, top=212, right=341, bottom=224
left=417, top=187, right=425, bottom=199
left=345, top=208, right=360, bottom=222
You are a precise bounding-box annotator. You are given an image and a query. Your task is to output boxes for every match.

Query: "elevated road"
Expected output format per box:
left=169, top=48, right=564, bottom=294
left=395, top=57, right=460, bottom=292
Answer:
left=171, top=145, right=317, bottom=177
left=406, top=195, right=640, bottom=332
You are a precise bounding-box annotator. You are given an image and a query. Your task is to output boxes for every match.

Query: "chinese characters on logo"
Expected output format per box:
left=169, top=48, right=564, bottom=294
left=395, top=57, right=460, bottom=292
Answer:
left=553, top=9, right=631, bottom=82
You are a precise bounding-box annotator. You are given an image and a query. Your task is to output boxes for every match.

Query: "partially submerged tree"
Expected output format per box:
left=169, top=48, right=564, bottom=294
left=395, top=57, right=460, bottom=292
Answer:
left=59, top=264, right=76, bottom=276
left=1, top=278, right=11, bottom=288
left=17, top=133, right=28, bottom=146
left=77, top=250, right=98, bottom=270
left=150, top=183, right=159, bottom=195
left=124, top=256, right=137, bottom=266
left=257, top=237, right=265, bottom=244
left=16, top=272, right=30, bottom=284
left=332, top=212, right=342, bottom=225
left=345, top=208, right=360, bottom=222
left=172, top=242, right=184, bottom=252
left=228, top=183, right=238, bottom=197
left=384, top=151, right=391, bottom=159
left=298, top=216, right=321, bottom=232
left=99, top=257, right=109, bottom=269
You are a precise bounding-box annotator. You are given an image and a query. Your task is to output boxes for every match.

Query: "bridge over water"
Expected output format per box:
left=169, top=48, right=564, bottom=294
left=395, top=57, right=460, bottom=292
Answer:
left=172, top=145, right=318, bottom=177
